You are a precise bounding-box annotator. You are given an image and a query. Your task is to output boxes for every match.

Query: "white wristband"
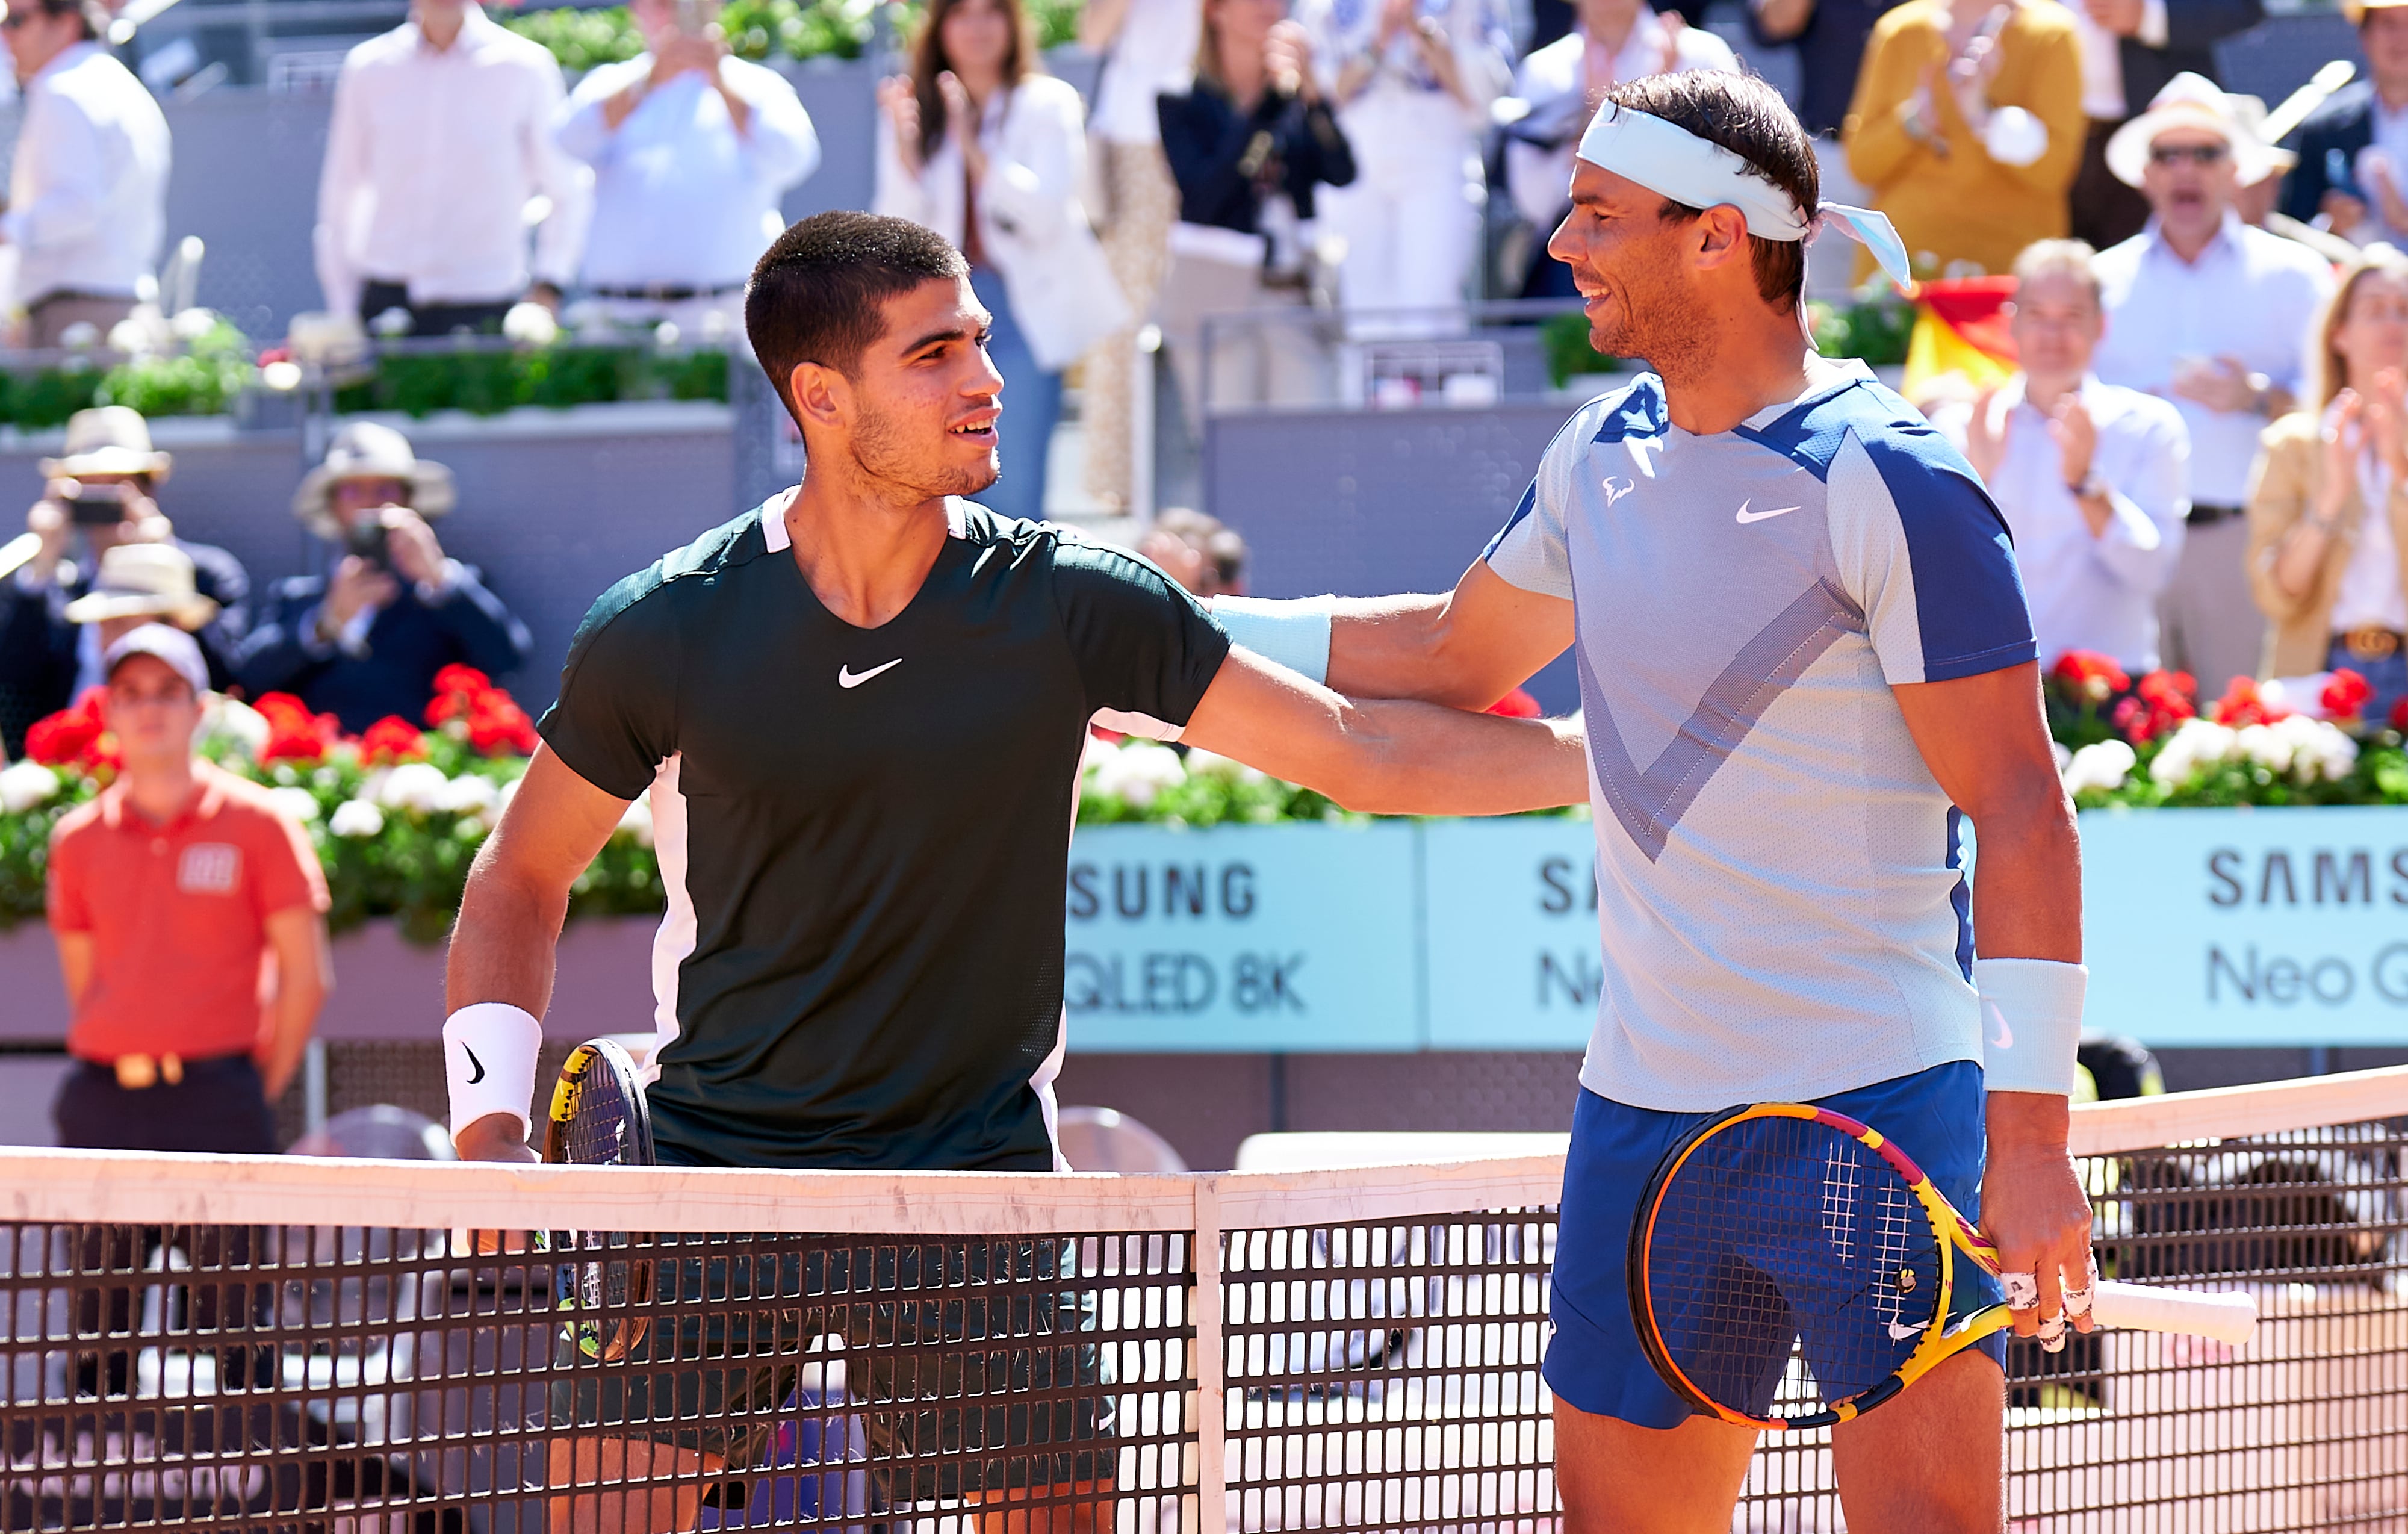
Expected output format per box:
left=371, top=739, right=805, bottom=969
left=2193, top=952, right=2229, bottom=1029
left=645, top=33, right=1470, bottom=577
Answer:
left=443, top=1002, right=544, bottom=1146
left=1975, top=957, right=2087, bottom=1096
left=1208, top=594, right=1335, bottom=685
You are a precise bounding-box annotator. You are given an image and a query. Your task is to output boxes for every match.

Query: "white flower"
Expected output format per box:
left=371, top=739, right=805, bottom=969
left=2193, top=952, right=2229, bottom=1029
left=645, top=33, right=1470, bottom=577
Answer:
left=267, top=786, right=320, bottom=824
left=203, top=696, right=270, bottom=759
left=260, top=359, right=303, bottom=392
left=501, top=301, right=559, bottom=347
left=58, top=321, right=100, bottom=350
left=376, top=761, right=450, bottom=814
left=105, top=317, right=155, bottom=356
left=170, top=307, right=217, bottom=341
left=329, top=799, right=384, bottom=838
left=2061, top=740, right=2136, bottom=796
left=2271, top=713, right=2357, bottom=783
left=2234, top=722, right=2292, bottom=775
left=0, top=760, right=60, bottom=813
left=2149, top=719, right=2238, bottom=787
left=616, top=795, right=655, bottom=848
left=2051, top=741, right=2072, bottom=774
left=653, top=320, right=681, bottom=349
left=1090, top=741, right=1187, bottom=809
left=437, top=774, right=501, bottom=818
left=1183, top=747, right=1267, bottom=787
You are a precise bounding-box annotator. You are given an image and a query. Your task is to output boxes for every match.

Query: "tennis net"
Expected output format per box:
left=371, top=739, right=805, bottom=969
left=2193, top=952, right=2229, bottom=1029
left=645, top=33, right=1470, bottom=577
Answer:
left=1, top=1064, right=2404, bottom=1533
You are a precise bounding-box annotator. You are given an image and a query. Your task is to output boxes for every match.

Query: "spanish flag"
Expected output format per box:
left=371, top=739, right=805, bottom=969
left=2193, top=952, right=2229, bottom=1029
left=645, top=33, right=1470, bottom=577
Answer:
left=1901, top=276, right=2019, bottom=399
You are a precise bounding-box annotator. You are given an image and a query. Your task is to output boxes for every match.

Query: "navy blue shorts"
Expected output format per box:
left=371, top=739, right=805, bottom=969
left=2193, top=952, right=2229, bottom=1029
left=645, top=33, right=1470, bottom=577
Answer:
left=1544, top=1060, right=2006, bottom=1429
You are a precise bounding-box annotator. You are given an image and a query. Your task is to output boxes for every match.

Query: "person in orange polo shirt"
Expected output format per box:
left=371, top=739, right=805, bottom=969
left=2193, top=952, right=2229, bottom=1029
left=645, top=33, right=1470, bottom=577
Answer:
left=46, top=624, right=332, bottom=1152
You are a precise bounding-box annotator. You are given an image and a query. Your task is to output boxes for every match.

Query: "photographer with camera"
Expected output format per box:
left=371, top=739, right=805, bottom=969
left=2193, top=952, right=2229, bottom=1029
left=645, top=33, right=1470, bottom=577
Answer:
left=237, top=423, right=530, bottom=734
left=0, top=408, right=249, bottom=758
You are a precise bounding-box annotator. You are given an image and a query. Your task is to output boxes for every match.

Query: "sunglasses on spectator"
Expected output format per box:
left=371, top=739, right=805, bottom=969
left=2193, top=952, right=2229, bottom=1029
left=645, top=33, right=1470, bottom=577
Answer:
left=2149, top=143, right=2230, bottom=166
left=0, top=11, right=29, bottom=26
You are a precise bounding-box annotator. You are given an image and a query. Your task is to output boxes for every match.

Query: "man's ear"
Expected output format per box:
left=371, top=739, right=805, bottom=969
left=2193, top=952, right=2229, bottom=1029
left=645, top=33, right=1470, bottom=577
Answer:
left=1690, top=204, right=1753, bottom=276
left=787, top=360, right=849, bottom=434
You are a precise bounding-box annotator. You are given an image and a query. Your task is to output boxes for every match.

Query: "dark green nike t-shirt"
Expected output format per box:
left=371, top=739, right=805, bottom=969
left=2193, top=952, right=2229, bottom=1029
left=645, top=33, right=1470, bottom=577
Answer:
left=539, top=498, right=1231, bottom=1170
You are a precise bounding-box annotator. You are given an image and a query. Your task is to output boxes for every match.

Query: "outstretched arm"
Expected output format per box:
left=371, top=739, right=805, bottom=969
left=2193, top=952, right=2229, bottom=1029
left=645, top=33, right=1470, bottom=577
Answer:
left=1180, top=645, right=1587, bottom=815
left=1893, top=661, right=2091, bottom=1340
left=444, top=744, right=631, bottom=1159
left=1216, top=559, right=1573, bottom=709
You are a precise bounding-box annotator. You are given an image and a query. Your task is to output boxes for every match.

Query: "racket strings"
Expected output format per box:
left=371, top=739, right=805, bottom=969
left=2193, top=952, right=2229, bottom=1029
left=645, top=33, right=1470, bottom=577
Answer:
left=1643, top=1115, right=1946, bottom=1420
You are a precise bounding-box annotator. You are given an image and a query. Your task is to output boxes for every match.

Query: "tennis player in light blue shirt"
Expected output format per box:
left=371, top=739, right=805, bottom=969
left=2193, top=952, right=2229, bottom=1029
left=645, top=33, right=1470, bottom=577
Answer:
left=1205, top=68, right=2097, bottom=1530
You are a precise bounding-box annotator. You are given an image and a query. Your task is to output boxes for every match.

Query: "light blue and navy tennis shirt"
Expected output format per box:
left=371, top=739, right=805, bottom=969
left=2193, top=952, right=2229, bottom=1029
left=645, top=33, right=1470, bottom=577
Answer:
left=1485, top=358, right=2037, bottom=1112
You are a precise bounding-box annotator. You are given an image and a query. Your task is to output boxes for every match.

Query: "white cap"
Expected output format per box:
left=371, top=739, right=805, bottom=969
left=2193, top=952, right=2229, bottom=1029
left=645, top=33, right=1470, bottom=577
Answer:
left=102, top=623, right=209, bottom=698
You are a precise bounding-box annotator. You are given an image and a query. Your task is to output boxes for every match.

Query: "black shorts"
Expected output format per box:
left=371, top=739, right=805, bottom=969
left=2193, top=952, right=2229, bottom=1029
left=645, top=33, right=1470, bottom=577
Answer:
left=548, top=1237, right=1115, bottom=1501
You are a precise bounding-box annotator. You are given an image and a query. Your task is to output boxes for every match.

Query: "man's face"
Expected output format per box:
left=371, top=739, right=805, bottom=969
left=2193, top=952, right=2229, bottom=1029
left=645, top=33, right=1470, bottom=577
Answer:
left=3, top=2, right=79, bottom=84
left=814, top=276, right=1004, bottom=500
left=330, top=476, right=411, bottom=533
left=2008, top=270, right=2103, bottom=381
left=1546, top=161, right=1713, bottom=370
left=2140, top=128, right=2237, bottom=237
left=2366, top=8, right=2408, bottom=98
left=102, top=654, right=200, bottom=762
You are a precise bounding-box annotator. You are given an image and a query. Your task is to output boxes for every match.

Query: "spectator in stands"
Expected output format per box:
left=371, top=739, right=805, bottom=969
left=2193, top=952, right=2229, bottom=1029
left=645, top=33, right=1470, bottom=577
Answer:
left=238, top=423, right=530, bottom=734
left=2093, top=72, right=2334, bottom=692
left=1078, top=0, right=1202, bottom=512
left=0, top=408, right=247, bottom=758
left=46, top=624, right=330, bottom=1152
left=2063, top=0, right=2262, bottom=252
left=1747, top=0, right=1902, bottom=293
left=1501, top=0, right=1734, bottom=298
left=1138, top=506, right=1249, bottom=597
left=1843, top=0, right=2086, bottom=279
left=2279, top=0, right=2408, bottom=246
left=1156, top=0, right=1355, bottom=429
left=1300, top=0, right=1509, bottom=334
left=554, top=0, right=819, bottom=346
left=315, top=0, right=591, bottom=336
left=873, top=0, right=1125, bottom=525
left=1935, top=240, right=2190, bottom=672
left=2247, top=245, right=2408, bottom=719
left=0, top=0, right=171, bottom=348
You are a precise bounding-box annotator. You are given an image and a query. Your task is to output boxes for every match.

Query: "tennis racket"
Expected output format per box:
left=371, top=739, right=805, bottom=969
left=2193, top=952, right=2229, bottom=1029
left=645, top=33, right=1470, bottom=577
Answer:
left=541, top=1038, right=657, bottom=1362
left=1628, top=1102, right=2261, bottom=1430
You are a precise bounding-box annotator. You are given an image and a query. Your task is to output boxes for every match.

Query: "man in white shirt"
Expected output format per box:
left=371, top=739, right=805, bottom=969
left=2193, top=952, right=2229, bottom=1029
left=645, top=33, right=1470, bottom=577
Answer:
left=315, top=0, right=591, bottom=336
left=1940, top=240, right=2190, bottom=672
left=2091, top=72, right=2333, bottom=692
left=1501, top=0, right=1734, bottom=297
left=554, top=0, right=818, bottom=345
left=0, top=0, right=171, bottom=347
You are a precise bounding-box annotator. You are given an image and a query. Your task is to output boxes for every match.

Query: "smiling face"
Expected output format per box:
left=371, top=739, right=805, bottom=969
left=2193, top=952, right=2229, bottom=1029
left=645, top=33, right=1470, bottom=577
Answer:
left=1545, top=159, right=1732, bottom=372
left=799, top=274, right=1004, bottom=500
left=937, top=0, right=1014, bottom=79
left=2008, top=268, right=2103, bottom=386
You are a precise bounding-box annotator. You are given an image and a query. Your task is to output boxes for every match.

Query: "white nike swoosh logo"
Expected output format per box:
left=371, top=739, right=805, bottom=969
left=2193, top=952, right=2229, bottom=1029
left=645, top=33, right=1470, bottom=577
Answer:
left=837, top=659, right=903, bottom=689
left=1736, top=502, right=1803, bottom=524
left=1985, top=999, right=2014, bottom=1051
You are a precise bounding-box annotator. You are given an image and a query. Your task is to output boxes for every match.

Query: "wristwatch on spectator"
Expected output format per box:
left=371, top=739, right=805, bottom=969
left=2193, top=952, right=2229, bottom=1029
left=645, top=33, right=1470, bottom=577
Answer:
left=2247, top=372, right=2275, bottom=417
left=2068, top=471, right=2106, bottom=501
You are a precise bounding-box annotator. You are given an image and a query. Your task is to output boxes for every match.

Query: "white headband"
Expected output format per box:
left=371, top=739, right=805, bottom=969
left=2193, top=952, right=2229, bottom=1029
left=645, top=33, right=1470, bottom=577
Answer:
left=1575, top=101, right=1915, bottom=290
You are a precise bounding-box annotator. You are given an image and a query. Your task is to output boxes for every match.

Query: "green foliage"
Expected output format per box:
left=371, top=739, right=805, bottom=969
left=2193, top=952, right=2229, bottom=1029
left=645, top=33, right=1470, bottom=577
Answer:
left=0, top=319, right=258, bottom=428
left=503, top=4, right=647, bottom=70
left=334, top=345, right=731, bottom=417
left=1808, top=291, right=1914, bottom=367
left=1541, top=311, right=1617, bottom=391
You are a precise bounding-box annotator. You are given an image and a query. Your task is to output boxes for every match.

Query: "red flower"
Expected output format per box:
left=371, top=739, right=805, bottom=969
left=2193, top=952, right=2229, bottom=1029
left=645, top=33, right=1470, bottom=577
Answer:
left=2208, top=676, right=2291, bottom=728
left=24, top=687, right=106, bottom=767
left=1486, top=688, right=1544, bottom=719
left=359, top=715, right=428, bottom=765
left=2322, top=668, right=2375, bottom=721
left=2392, top=695, right=2408, bottom=734
left=252, top=691, right=338, bottom=763
left=2114, top=669, right=2197, bottom=745
left=2051, top=650, right=2130, bottom=701
left=464, top=691, right=538, bottom=756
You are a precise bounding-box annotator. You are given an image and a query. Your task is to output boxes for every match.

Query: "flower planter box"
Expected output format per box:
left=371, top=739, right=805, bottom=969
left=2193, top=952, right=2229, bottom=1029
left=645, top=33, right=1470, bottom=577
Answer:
left=5, top=807, right=2398, bottom=1051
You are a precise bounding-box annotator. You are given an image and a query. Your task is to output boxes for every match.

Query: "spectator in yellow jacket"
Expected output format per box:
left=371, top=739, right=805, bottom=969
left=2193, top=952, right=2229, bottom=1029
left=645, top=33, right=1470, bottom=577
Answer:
left=1844, top=0, right=2086, bottom=281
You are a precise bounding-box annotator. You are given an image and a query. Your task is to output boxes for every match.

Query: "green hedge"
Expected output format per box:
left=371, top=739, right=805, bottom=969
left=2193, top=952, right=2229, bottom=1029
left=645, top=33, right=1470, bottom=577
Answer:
left=504, top=0, right=1081, bottom=71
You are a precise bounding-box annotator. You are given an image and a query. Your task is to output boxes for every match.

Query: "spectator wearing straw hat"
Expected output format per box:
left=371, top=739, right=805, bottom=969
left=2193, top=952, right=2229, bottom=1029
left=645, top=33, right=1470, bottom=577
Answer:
left=237, top=423, right=530, bottom=734
left=46, top=624, right=330, bottom=1152
left=2091, top=72, right=2335, bottom=692
left=64, top=542, right=238, bottom=690
left=0, top=0, right=172, bottom=349
left=0, top=407, right=248, bottom=757
left=2277, top=0, right=2408, bottom=245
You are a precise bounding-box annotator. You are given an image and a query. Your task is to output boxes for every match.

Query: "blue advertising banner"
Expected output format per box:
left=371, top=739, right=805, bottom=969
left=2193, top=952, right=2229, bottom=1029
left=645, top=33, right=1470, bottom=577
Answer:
left=2081, top=806, right=2408, bottom=1045
left=1062, top=821, right=1422, bottom=1051
left=1061, top=807, right=2408, bottom=1051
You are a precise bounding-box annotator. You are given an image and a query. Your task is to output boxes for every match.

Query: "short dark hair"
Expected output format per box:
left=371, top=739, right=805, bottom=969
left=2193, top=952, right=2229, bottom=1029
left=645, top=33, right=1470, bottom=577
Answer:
left=33, top=0, right=106, bottom=39
left=745, top=211, right=970, bottom=409
left=1601, top=72, right=1818, bottom=309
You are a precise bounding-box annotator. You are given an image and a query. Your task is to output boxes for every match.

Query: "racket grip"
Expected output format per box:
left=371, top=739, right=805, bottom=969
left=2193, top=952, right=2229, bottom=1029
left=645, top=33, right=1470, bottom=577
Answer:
left=2089, top=1281, right=2259, bottom=1346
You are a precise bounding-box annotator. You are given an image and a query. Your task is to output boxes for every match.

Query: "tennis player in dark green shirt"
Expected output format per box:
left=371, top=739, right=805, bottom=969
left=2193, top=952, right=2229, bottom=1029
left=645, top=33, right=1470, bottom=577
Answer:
left=441, top=211, right=1583, bottom=1532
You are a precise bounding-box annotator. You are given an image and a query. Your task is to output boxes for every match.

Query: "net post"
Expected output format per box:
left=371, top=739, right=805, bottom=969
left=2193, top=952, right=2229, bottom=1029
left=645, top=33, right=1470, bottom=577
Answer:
left=1190, top=1172, right=1227, bottom=1534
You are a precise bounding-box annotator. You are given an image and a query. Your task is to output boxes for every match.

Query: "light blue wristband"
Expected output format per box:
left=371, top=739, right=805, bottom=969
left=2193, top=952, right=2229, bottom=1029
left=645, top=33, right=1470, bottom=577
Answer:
left=1974, top=957, right=2087, bottom=1096
left=1210, top=594, right=1335, bottom=685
